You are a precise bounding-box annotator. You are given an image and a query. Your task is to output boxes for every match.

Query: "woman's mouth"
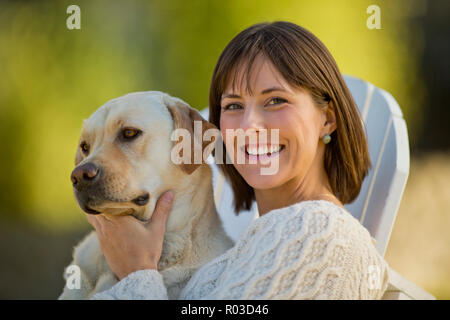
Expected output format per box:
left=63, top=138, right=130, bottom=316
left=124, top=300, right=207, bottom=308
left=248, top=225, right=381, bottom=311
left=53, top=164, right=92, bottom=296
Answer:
left=242, top=144, right=286, bottom=163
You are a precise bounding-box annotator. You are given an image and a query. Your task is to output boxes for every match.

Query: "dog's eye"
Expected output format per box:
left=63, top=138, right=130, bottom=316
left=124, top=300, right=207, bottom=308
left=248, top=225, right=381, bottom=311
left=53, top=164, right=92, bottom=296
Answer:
left=122, top=128, right=142, bottom=140
left=80, top=142, right=89, bottom=154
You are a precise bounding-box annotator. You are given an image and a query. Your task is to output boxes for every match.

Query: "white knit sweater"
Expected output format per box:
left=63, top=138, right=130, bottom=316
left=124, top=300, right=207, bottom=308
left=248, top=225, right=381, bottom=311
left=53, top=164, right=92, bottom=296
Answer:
left=90, top=200, right=389, bottom=300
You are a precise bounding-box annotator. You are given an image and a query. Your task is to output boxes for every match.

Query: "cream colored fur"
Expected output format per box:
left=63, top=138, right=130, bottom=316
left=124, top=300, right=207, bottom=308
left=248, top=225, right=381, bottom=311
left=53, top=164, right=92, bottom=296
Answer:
left=59, top=92, right=233, bottom=299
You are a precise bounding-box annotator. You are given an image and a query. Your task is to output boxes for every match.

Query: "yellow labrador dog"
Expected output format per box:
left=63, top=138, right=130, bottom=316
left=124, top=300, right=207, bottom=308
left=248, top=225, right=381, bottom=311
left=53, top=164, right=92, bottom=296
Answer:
left=59, top=91, right=233, bottom=299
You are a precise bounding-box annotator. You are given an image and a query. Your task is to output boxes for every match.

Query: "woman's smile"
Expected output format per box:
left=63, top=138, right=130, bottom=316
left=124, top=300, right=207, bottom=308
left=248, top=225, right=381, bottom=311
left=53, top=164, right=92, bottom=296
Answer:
left=242, top=143, right=286, bottom=164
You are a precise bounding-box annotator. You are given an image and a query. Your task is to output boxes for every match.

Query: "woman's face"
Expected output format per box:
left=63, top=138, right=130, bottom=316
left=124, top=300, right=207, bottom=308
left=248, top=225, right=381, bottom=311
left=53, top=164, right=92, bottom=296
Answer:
left=220, top=56, right=332, bottom=190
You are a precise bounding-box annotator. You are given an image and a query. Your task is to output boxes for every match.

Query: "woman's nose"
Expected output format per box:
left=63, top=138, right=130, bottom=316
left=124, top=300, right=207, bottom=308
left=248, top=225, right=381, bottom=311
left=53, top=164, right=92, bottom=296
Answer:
left=240, top=105, right=267, bottom=132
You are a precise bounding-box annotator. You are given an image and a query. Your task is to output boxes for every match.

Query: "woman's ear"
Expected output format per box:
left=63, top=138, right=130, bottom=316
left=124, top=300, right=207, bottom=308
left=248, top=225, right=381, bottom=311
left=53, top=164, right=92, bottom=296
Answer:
left=321, top=101, right=337, bottom=136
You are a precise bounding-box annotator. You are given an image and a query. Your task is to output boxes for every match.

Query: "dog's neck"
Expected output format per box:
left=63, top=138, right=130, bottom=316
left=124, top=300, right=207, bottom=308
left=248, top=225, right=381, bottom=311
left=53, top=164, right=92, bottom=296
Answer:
left=158, top=164, right=220, bottom=270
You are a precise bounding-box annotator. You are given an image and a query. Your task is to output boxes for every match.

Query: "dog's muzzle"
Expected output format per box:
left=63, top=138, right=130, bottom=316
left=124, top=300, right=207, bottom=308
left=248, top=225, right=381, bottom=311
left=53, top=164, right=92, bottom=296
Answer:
left=71, top=162, right=150, bottom=214
left=71, top=162, right=103, bottom=214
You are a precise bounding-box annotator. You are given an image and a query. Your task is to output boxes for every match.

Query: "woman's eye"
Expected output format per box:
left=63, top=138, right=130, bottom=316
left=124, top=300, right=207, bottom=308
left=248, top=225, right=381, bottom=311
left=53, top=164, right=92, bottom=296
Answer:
left=223, top=103, right=242, bottom=111
left=267, top=97, right=287, bottom=105
left=80, top=142, right=89, bottom=154
left=122, top=128, right=142, bottom=140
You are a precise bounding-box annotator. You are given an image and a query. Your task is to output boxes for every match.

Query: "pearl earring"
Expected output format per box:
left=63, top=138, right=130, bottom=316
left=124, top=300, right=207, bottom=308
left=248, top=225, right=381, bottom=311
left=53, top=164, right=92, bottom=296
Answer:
left=322, top=134, right=331, bottom=144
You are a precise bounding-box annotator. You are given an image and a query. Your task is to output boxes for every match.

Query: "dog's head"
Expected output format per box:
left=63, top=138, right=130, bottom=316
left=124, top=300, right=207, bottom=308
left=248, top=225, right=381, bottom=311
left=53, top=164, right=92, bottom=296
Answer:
left=71, top=91, right=216, bottom=220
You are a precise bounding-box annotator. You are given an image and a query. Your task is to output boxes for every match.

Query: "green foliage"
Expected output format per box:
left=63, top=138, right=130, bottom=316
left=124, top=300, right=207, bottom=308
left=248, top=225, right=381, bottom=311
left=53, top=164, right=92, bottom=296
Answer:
left=0, top=0, right=425, bottom=230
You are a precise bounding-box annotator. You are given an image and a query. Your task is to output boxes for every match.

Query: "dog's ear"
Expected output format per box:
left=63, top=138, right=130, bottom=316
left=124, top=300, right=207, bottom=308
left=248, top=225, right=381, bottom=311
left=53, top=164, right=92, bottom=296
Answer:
left=164, top=95, right=218, bottom=175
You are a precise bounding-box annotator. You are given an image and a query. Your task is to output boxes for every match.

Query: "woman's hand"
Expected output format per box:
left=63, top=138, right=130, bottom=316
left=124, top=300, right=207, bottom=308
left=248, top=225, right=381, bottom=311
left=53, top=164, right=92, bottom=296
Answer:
left=85, top=191, right=174, bottom=280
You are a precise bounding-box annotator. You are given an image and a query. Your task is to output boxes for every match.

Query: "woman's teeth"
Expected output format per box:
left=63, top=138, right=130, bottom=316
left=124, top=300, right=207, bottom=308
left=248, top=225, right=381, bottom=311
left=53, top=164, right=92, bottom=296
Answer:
left=245, top=145, right=284, bottom=156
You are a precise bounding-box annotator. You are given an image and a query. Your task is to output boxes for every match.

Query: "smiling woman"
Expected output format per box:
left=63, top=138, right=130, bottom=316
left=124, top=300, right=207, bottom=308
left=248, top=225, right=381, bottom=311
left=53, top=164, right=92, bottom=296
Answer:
left=209, top=21, right=371, bottom=215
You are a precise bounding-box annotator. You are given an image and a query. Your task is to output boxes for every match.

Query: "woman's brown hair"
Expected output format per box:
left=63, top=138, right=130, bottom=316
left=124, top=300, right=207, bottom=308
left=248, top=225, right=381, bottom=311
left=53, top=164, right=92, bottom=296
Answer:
left=209, top=21, right=371, bottom=214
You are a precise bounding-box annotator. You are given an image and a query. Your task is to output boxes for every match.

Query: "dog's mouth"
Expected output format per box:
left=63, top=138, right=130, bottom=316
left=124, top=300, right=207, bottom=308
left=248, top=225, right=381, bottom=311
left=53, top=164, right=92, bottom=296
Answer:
left=132, top=193, right=150, bottom=206
left=81, top=193, right=150, bottom=215
left=84, top=205, right=101, bottom=215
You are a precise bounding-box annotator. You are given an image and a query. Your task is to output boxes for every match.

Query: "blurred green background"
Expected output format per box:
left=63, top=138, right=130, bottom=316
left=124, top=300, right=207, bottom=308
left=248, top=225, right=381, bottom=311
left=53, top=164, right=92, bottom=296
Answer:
left=0, top=0, right=449, bottom=299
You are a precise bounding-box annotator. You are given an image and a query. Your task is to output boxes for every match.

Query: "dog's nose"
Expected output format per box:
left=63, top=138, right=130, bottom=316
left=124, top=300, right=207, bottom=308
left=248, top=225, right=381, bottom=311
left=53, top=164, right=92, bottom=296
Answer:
left=71, top=163, right=100, bottom=189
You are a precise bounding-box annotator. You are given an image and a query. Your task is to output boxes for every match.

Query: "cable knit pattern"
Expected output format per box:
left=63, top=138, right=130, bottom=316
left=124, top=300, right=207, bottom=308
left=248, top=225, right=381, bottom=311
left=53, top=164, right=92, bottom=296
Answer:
left=90, top=269, right=168, bottom=300
left=90, top=200, right=389, bottom=300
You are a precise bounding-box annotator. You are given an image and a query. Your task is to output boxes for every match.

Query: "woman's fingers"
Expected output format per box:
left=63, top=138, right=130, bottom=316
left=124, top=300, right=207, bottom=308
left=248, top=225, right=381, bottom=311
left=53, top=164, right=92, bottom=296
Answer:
left=148, top=190, right=174, bottom=230
left=81, top=192, right=174, bottom=278
left=85, top=213, right=98, bottom=227
left=85, top=214, right=103, bottom=236
left=85, top=190, right=174, bottom=239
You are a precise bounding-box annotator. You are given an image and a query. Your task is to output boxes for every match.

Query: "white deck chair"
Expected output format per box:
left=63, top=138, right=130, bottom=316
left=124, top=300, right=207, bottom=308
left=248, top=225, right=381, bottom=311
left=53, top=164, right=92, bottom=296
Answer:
left=200, top=75, right=435, bottom=299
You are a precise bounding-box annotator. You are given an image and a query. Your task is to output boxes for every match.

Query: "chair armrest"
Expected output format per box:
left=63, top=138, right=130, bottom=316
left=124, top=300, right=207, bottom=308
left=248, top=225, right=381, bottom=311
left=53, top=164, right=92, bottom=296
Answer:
left=382, top=266, right=436, bottom=300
